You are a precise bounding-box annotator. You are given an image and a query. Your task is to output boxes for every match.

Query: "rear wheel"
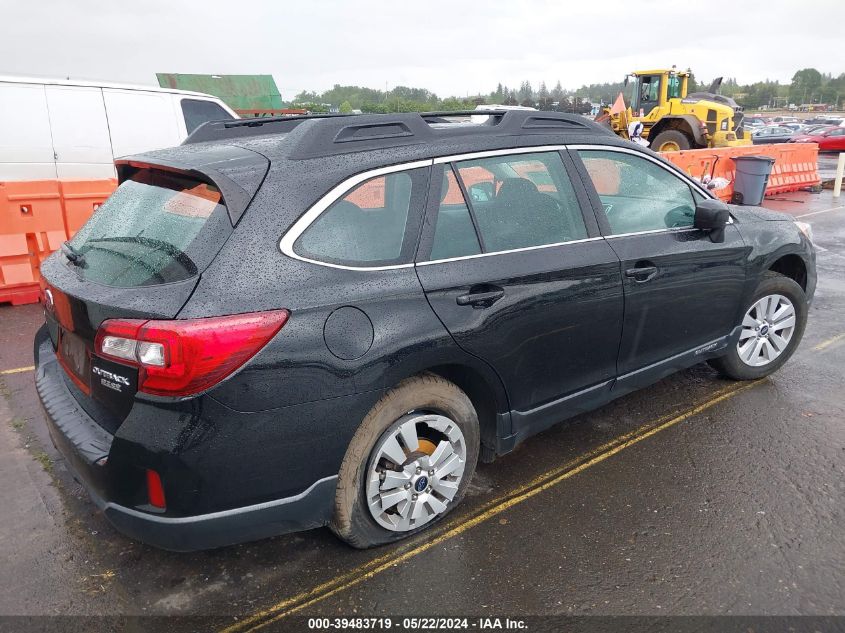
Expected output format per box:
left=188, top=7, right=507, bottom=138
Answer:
left=650, top=129, right=692, bottom=152
left=709, top=272, right=807, bottom=380
left=331, top=374, right=480, bottom=548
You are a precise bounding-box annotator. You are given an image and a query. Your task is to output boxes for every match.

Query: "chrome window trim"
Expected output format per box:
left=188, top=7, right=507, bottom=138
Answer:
left=604, top=227, right=699, bottom=239
left=432, top=145, right=569, bottom=164
left=279, top=159, right=432, bottom=272
left=417, top=236, right=605, bottom=267
left=280, top=143, right=733, bottom=273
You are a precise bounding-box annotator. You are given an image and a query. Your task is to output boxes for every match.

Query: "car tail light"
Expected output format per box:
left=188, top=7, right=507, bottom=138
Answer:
left=94, top=310, right=289, bottom=397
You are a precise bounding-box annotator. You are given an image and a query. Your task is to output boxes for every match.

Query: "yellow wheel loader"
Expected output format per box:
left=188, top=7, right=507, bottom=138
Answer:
left=601, top=69, right=751, bottom=151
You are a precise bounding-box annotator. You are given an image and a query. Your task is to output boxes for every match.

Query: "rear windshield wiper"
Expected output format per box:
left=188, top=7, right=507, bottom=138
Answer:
left=60, top=241, right=86, bottom=266
left=88, top=236, right=198, bottom=275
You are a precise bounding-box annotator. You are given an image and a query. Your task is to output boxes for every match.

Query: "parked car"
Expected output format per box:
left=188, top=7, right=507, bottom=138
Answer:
left=800, top=124, right=838, bottom=136
left=804, top=116, right=843, bottom=127
left=790, top=126, right=845, bottom=151
left=752, top=126, right=797, bottom=144
left=0, top=76, right=237, bottom=181
left=772, top=116, right=799, bottom=124
left=35, top=111, right=816, bottom=551
left=778, top=122, right=810, bottom=133
left=804, top=116, right=834, bottom=126
left=744, top=118, right=767, bottom=129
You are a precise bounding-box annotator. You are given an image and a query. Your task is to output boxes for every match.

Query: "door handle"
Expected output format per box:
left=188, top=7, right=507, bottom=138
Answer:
left=625, top=265, right=659, bottom=283
left=456, top=287, right=505, bottom=307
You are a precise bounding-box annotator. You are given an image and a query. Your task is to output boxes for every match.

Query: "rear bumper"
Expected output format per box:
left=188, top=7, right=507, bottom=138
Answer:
left=96, top=475, right=337, bottom=552
left=34, top=326, right=337, bottom=551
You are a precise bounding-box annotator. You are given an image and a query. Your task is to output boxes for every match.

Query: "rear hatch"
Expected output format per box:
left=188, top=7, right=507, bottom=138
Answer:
left=40, top=145, right=269, bottom=432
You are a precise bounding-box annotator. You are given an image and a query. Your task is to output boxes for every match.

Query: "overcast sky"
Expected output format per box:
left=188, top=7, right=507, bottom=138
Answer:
left=1, top=0, right=843, bottom=98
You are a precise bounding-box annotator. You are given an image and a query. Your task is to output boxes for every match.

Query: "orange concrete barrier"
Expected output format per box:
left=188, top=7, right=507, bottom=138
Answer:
left=661, top=143, right=821, bottom=202
left=0, top=179, right=116, bottom=305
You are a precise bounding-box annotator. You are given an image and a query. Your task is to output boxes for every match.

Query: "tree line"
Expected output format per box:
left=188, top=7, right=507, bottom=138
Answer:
left=290, top=68, right=844, bottom=114
left=718, top=69, right=845, bottom=109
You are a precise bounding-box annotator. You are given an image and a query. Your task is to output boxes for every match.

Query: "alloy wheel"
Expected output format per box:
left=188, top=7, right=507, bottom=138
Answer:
left=737, top=293, right=796, bottom=367
left=367, top=413, right=467, bottom=532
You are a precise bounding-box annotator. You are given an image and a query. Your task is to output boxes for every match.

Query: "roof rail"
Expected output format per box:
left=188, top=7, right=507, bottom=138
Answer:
left=420, top=109, right=507, bottom=118
left=420, top=110, right=593, bottom=131
left=184, top=113, right=354, bottom=145
left=185, top=110, right=605, bottom=154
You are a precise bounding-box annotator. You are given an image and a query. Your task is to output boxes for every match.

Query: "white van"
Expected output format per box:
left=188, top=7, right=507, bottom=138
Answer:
left=0, top=76, right=238, bottom=181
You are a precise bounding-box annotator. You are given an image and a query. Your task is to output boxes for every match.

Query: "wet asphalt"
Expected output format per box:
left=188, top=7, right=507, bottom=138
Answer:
left=0, top=190, right=843, bottom=631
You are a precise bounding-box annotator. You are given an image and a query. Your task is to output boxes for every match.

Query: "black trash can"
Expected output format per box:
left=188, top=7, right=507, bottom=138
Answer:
left=731, top=155, right=776, bottom=206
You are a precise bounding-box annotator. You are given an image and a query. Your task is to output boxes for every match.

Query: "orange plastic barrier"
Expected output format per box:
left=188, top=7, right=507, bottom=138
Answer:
left=661, top=143, right=821, bottom=202
left=59, top=180, right=117, bottom=237
left=0, top=179, right=116, bottom=305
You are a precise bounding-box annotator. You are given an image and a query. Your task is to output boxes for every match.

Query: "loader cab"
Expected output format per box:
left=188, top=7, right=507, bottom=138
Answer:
left=626, top=70, right=689, bottom=117
left=638, top=74, right=661, bottom=116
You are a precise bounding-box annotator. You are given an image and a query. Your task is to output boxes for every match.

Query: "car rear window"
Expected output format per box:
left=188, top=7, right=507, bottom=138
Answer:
left=68, top=169, right=232, bottom=287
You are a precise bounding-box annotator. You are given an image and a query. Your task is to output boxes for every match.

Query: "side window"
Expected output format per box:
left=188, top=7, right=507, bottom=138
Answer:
left=667, top=75, right=681, bottom=99
left=578, top=150, right=697, bottom=234
left=430, top=166, right=482, bottom=260
left=640, top=76, right=661, bottom=110
left=451, top=151, right=588, bottom=253
left=295, top=171, right=415, bottom=266
left=181, top=99, right=233, bottom=135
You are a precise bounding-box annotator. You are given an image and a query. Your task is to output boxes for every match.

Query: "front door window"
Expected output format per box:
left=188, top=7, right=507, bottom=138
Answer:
left=638, top=75, right=661, bottom=116
left=577, top=150, right=698, bottom=234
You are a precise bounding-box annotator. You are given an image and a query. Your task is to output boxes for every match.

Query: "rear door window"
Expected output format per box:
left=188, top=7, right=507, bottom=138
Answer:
left=429, top=166, right=482, bottom=260
left=444, top=151, right=588, bottom=254
left=69, top=169, right=232, bottom=287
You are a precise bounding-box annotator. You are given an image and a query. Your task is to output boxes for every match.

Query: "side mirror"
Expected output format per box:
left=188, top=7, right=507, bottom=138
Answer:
left=694, top=199, right=730, bottom=243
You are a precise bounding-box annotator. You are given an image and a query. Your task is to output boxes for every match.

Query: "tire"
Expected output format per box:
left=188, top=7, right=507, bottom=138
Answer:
left=650, top=129, right=692, bottom=152
left=330, top=373, right=480, bottom=548
left=709, top=272, right=808, bottom=380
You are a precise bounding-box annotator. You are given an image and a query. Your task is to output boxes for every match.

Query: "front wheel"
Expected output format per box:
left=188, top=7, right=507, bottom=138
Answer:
left=330, top=374, right=480, bottom=548
left=709, top=272, right=808, bottom=380
left=650, top=129, right=692, bottom=152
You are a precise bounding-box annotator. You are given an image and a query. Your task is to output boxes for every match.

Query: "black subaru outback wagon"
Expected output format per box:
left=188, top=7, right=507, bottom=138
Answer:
left=35, top=110, right=815, bottom=551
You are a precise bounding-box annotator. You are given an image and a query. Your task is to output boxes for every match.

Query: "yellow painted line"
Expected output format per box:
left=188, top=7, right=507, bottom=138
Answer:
left=223, top=379, right=763, bottom=633
left=813, top=332, right=845, bottom=352
left=0, top=365, right=34, bottom=375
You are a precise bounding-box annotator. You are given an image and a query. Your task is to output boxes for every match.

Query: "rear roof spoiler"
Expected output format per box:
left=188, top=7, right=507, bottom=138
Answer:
left=115, top=145, right=269, bottom=225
